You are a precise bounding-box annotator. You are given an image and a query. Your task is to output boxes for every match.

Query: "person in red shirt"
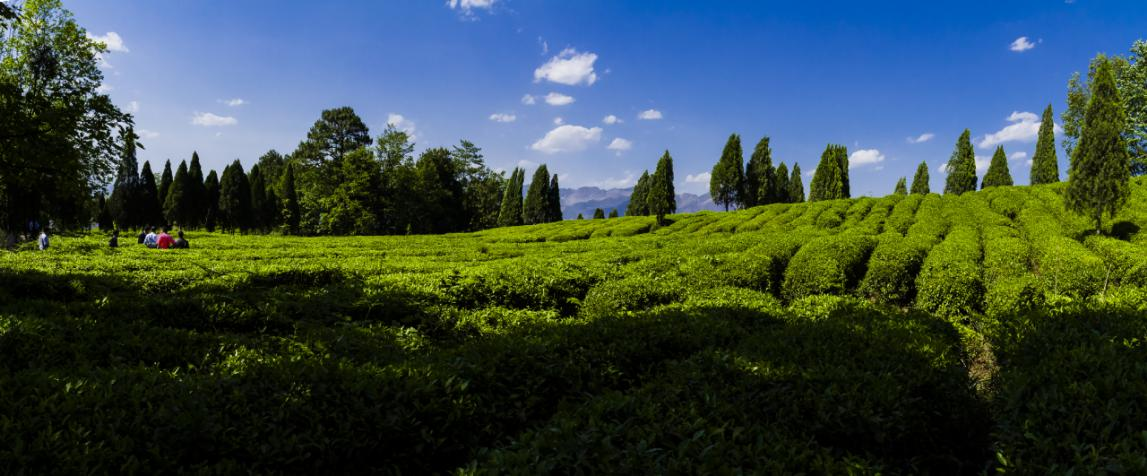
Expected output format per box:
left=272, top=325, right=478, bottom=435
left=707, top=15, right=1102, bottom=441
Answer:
left=156, top=228, right=175, bottom=249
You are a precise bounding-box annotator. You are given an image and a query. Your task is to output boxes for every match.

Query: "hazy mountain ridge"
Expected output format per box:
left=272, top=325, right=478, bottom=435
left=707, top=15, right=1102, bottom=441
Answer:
left=559, top=186, right=721, bottom=219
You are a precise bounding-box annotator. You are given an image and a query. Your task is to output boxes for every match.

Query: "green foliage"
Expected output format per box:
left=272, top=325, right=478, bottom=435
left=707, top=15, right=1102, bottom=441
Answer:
left=187, top=152, right=207, bottom=228
left=910, top=161, right=930, bottom=194
left=981, top=146, right=1014, bottom=189
left=162, top=160, right=190, bottom=228
left=546, top=174, right=562, bottom=222
left=626, top=170, right=650, bottom=216
left=646, top=150, right=676, bottom=223
left=710, top=133, right=744, bottom=211
left=1067, top=57, right=1132, bottom=233
left=744, top=136, right=773, bottom=207
left=157, top=160, right=173, bottom=217
left=809, top=144, right=849, bottom=201
left=788, top=163, right=804, bottom=203
left=1063, top=41, right=1147, bottom=175
left=497, top=168, right=524, bottom=227
left=915, top=226, right=983, bottom=317
left=138, top=160, right=163, bottom=226
left=860, top=232, right=933, bottom=305
left=219, top=160, right=252, bottom=233
left=592, top=208, right=605, bottom=219
left=894, top=177, right=907, bottom=195
left=203, top=170, right=220, bottom=232
left=782, top=232, right=876, bottom=300
left=944, top=130, right=977, bottom=195
left=414, top=148, right=465, bottom=233
left=608, top=208, right=618, bottom=219
left=279, top=163, right=300, bottom=235
left=774, top=162, right=790, bottom=203
left=1031, top=105, right=1060, bottom=184
left=523, top=165, right=552, bottom=225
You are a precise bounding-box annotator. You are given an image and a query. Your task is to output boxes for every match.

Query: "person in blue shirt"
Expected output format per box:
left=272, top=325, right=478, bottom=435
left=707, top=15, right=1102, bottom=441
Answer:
left=38, top=229, right=49, bottom=250
left=143, top=227, right=158, bottom=248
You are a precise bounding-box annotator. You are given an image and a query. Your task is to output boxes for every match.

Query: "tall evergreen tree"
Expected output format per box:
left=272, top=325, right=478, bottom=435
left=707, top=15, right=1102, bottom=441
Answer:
left=744, top=137, right=773, bottom=207
left=139, top=161, right=163, bottom=227
left=163, top=161, right=190, bottom=227
left=593, top=208, right=605, bottom=219
left=647, top=150, right=677, bottom=224
left=894, top=177, right=908, bottom=195
left=1067, top=58, right=1131, bottom=233
left=910, top=161, right=931, bottom=194
left=1031, top=104, right=1060, bottom=184
left=187, top=152, right=206, bottom=228
left=774, top=163, right=790, bottom=203
left=496, top=168, right=524, bottom=227
left=627, top=170, right=651, bottom=216
left=158, top=160, right=173, bottom=214
left=981, top=146, right=1014, bottom=189
left=810, top=144, right=847, bottom=201
left=256, top=150, right=286, bottom=193
left=608, top=208, right=618, bottom=218
left=279, top=163, right=301, bottom=235
left=944, top=130, right=978, bottom=195
left=523, top=165, right=552, bottom=225
left=203, top=170, right=221, bottom=232
left=248, top=164, right=269, bottom=232
left=414, top=148, right=464, bottom=233
left=109, top=128, right=142, bottom=229
left=710, top=133, right=745, bottom=211
left=838, top=146, right=851, bottom=199
left=788, top=163, right=805, bottom=203
left=96, top=194, right=113, bottom=231
left=219, top=160, right=253, bottom=233
left=547, top=174, right=563, bottom=222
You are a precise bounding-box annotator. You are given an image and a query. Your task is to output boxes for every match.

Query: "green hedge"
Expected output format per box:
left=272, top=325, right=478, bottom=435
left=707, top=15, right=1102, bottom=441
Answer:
left=782, top=232, right=877, bottom=301
left=884, top=193, right=922, bottom=235
left=859, top=232, right=934, bottom=305
left=1085, top=236, right=1147, bottom=288
left=915, top=226, right=983, bottom=317
left=1019, top=204, right=1106, bottom=299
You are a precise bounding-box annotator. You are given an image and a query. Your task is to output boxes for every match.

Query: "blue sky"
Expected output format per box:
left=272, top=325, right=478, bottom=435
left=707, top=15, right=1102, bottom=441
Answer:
left=69, top=0, right=1146, bottom=196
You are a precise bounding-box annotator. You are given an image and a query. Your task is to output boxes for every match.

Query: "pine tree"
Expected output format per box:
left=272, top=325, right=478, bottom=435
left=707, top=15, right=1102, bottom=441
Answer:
left=944, top=130, right=978, bottom=195
left=96, top=194, right=113, bottom=231
left=158, top=160, right=173, bottom=215
left=163, top=161, right=190, bottom=227
left=497, top=168, right=524, bottom=227
left=627, top=171, right=651, bottom=216
left=710, top=133, right=745, bottom=211
left=593, top=208, right=605, bottom=219
left=576, top=213, right=584, bottom=220
left=744, top=136, right=773, bottom=207
left=788, top=163, right=805, bottom=203
left=249, top=165, right=268, bottom=232
left=139, top=161, right=163, bottom=227
left=280, top=163, right=301, bottom=235
left=1031, top=104, right=1060, bottom=184
left=219, top=160, right=253, bottom=233
left=187, top=152, right=206, bottom=228
left=894, top=177, right=908, bottom=195
left=109, top=128, right=142, bottom=229
left=838, top=146, right=851, bottom=199
left=204, top=170, right=221, bottom=232
left=547, top=174, right=563, bottom=222
left=647, top=150, right=677, bottom=224
left=523, top=165, right=551, bottom=225
left=910, top=161, right=931, bottom=194
left=981, top=146, right=1014, bottom=189
left=774, top=163, right=790, bottom=203
left=608, top=208, right=618, bottom=218
left=1067, top=58, right=1131, bottom=233
left=810, top=144, right=847, bottom=201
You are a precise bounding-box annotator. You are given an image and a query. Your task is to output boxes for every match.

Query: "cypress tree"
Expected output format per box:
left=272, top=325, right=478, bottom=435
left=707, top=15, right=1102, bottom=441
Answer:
left=593, top=208, right=605, bottom=219
left=188, top=152, right=206, bottom=228
left=139, top=161, right=163, bottom=227
left=204, top=170, right=220, bottom=232
left=280, top=163, right=301, bottom=235
left=788, top=163, right=805, bottom=203
left=249, top=164, right=268, bottom=231
left=109, top=128, right=142, bottom=229
left=548, top=174, right=563, bottom=222
left=158, top=160, right=173, bottom=214
left=96, top=194, right=113, bottom=231
left=1067, top=58, right=1131, bottom=233
left=981, top=146, right=1014, bottom=189
left=608, top=208, right=618, bottom=218
left=265, top=187, right=280, bottom=231
left=497, top=168, right=524, bottom=227
left=910, top=161, right=930, bottom=194
left=774, top=162, right=790, bottom=203
left=647, top=150, right=677, bottom=224
left=710, top=133, right=745, bottom=211
left=894, top=177, right=908, bottom=195
left=163, top=161, right=190, bottom=227
left=219, top=160, right=253, bottom=233
left=744, top=137, right=773, bottom=207
left=523, top=165, right=551, bottom=225
left=837, top=145, right=851, bottom=198
left=627, top=171, right=651, bottom=216
left=810, top=144, right=847, bottom=201
left=944, top=130, right=977, bottom=195
left=1031, top=104, right=1060, bottom=184
left=577, top=213, right=584, bottom=220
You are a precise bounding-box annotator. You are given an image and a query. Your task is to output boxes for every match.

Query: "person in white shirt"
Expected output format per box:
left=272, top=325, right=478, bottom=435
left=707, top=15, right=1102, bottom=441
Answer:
left=143, top=226, right=158, bottom=248
left=38, top=229, right=49, bottom=250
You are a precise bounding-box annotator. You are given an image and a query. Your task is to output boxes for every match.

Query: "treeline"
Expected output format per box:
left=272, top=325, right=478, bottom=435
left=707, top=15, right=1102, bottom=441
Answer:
left=105, top=107, right=566, bottom=235
left=709, top=134, right=805, bottom=211
left=624, top=150, right=677, bottom=223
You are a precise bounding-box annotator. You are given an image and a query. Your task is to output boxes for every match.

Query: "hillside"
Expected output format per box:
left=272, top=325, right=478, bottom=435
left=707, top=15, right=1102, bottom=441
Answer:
left=3, top=179, right=1147, bottom=472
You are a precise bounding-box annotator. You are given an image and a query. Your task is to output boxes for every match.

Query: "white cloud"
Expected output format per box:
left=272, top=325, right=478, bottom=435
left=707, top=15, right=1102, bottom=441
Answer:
left=595, top=174, right=637, bottom=189
left=530, top=124, right=602, bottom=154
left=979, top=111, right=1052, bottom=149
left=638, top=109, right=663, bottom=120
left=534, top=48, right=598, bottom=86
left=848, top=149, right=885, bottom=169
left=1010, top=36, right=1035, bottom=52
left=137, top=129, right=160, bottom=139
left=685, top=172, right=711, bottom=183
left=387, top=113, right=417, bottom=141
left=1026, top=159, right=1034, bottom=166
left=975, top=155, right=991, bottom=173
left=1009, top=151, right=1028, bottom=161
left=220, top=98, right=246, bottom=107
left=521, top=94, right=536, bottom=105
left=87, top=32, right=129, bottom=53
left=907, top=132, right=934, bottom=144
left=517, top=159, right=538, bottom=168
left=489, top=113, right=516, bottom=123
left=603, top=114, right=621, bottom=125
left=553, top=117, right=564, bottom=125
left=544, top=92, right=575, bottom=106
left=607, top=137, right=633, bottom=153
left=191, top=112, right=237, bottom=127
left=127, top=100, right=139, bottom=113
left=96, top=84, right=114, bottom=94
left=447, top=0, right=495, bottom=16
left=937, top=162, right=950, bottom=174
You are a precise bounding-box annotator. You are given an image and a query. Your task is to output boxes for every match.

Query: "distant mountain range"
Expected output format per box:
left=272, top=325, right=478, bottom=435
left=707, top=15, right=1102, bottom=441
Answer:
left=559, top=186, right=722, bottom=220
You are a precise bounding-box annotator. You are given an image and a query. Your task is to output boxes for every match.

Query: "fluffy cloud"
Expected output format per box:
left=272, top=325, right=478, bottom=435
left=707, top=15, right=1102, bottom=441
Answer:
left=220, top=98, right=246, bottom=107
left=530, top=125, right=602, bottom=154
left=553, top=117, right=564, bottom=125
left=489, top=113, right=516, bottom=123
left=534, top=48, right=598, bottom=86
left=521, top=94, right=536, bottom=105
left=387, top=113, right=417, bottom=141
left=848, top=149, right=885, bottom=168
left=935, top=156, right=991, bottom=174
left=607, top=137, right=633, bottom=153
left=191, top=112, right=237, bottom=127
left=907, top=132, right=934, bottom=144
left=978, top=111, right=1059, bottom=149
left=638, top=109, right=663, bottom=120
left=137, top=129, right=160, bottom=139
left=1010, top=36, right=1036, bottom=52
left=602, top=115, right=621, bottom=125
left=447, top=0, right=495, bottom=16
left=1009, top=151, right=1028, bottom=161
left=685, top=172, right=711, bottom=183
left=544, top=92, right=575, bottom=106
left=87, top=31, right=129, bottom=52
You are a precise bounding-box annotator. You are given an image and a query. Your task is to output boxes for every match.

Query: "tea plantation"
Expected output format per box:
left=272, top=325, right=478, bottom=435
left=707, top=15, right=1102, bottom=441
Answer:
left=4, top=180, right=1147, bottom=473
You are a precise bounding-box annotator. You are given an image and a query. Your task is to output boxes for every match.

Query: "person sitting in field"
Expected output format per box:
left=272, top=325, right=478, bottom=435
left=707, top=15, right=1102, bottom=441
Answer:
left=137, top=228, right=147, bottom=244
left=109, top=230, right=119, bottom=248
left=143, top=227, right=158, bottom=248
left=38, top=229, right=49, bottom=250
left=156, top=228, right=174, bottom=249
left=173, top=230, right=189, bottom=249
